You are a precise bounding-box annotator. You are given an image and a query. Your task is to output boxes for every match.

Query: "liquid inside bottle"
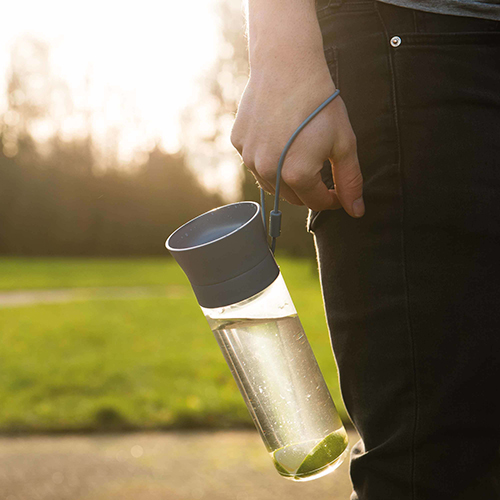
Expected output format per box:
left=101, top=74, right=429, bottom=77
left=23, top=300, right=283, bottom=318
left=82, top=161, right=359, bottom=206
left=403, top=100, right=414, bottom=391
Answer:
left=271, top=427, right=348, bottom=480
left=167, top=203, right=348, bottom=481
left=209, top=308, right=348, bottom=481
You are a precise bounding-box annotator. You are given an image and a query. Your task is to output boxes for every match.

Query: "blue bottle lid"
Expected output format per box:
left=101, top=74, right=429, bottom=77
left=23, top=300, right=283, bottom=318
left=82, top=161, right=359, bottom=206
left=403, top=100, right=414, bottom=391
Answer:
left=166, top=201, right=279, bottom=308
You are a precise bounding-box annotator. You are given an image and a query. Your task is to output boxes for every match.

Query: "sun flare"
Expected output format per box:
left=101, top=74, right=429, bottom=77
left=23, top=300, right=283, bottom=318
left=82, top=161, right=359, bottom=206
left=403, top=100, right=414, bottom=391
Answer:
left=0, top=0, right=218, bottom=161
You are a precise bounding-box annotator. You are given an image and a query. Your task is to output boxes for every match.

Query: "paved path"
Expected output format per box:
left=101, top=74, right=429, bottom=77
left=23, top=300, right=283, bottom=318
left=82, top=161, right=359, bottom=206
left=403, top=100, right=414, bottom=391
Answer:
left=0, top=430, right=357, bottom=500
left=0, top=286, right=189, bottom=308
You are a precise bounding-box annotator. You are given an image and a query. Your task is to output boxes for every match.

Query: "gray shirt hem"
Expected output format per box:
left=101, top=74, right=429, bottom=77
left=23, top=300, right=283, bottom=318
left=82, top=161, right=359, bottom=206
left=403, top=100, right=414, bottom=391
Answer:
left=376, top=0, right=500, bottom=21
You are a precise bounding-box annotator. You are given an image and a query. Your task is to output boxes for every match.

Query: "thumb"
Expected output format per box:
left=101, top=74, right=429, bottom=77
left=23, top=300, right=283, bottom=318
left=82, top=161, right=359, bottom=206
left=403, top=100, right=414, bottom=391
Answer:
left=331, top=151, right=364, bottom=218
left=329, top=101, right=364, bottom=218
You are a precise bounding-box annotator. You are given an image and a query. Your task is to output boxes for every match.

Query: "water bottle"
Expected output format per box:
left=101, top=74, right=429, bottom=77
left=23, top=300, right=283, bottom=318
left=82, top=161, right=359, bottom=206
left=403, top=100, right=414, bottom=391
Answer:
left=166, top=201, right=348, bottom=481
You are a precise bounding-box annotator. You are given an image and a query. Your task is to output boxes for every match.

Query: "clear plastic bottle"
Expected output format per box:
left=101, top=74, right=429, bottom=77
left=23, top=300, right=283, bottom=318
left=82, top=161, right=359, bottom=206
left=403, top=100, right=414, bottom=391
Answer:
left=202, top=273, right=348, bottom=481
left=167, top=202, right=348, bottom=481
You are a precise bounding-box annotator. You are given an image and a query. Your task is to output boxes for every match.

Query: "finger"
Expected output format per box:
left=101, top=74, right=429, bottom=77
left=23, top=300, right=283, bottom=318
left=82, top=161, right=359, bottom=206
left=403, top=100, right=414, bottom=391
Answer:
left=240, top=155, right=275, bottom=194
left=252, top=156, right=303, bottom=205
left=252, top=171, right=275, bottom=195
left=329, top=101, right=364, bottom=218
left=330, top=151, right=364, bottom=218
left=255, top=171, right=303, bottom=206
left=275, top=180, right=304, bottom=206
left=328, top=188, right=344, bottom=211
left=282, top=167, right=342, bottom=212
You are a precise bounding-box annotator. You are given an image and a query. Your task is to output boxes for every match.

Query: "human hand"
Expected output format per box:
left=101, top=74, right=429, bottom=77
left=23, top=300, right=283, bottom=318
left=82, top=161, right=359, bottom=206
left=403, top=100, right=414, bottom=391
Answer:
left=231, top=1, right=364, bottom=218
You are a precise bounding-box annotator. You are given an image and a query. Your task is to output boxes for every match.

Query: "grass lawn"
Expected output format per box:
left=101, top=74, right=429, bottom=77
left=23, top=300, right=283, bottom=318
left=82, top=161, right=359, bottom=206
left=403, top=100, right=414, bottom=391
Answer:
left=0, top=257, right=189, bottom=290
left=0, top=257, right=348, bottom=432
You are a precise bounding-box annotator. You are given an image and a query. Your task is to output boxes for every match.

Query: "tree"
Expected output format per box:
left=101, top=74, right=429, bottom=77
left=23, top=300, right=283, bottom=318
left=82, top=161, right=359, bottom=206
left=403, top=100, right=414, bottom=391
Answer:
left=182, top=0, right=316, bottom=258
left=0, top=38, right=223, bottom=257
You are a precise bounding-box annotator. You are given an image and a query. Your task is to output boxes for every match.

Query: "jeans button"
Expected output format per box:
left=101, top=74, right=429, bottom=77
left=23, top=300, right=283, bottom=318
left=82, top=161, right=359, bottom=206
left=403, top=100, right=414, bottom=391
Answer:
left=390, top=36, right=402, bottom=47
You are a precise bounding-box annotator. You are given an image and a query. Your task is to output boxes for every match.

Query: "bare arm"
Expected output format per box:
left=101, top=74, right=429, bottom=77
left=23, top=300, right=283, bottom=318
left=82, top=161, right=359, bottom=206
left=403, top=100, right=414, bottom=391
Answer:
left=231, top=0, right=364, bottom=217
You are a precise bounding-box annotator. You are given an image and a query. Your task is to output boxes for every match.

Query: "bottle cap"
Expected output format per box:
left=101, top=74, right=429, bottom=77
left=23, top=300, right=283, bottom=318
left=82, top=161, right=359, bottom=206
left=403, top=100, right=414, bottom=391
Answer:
left=166, top=201, right=279, bottom=308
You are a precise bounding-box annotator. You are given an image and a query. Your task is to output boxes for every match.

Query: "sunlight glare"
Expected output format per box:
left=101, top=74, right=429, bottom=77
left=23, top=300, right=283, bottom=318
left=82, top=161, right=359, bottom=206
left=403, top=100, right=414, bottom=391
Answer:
left=0, top=0, right=219, bottom=161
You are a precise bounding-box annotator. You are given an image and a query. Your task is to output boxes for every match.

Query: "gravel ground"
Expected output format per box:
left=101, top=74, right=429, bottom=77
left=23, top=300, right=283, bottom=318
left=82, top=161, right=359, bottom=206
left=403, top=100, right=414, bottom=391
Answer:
left=0, top=430, right=357, bottom=500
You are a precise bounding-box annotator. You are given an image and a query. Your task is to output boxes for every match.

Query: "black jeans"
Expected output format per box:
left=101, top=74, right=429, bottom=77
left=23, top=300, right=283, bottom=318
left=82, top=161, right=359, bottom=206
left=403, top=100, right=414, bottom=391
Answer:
left=310, top=1, right=500, bottom=498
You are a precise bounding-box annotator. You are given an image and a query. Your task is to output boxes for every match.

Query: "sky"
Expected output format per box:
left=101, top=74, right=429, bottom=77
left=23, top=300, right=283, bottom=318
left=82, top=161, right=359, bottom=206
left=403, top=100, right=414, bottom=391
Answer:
left=0, top=0, right=220, bottom=163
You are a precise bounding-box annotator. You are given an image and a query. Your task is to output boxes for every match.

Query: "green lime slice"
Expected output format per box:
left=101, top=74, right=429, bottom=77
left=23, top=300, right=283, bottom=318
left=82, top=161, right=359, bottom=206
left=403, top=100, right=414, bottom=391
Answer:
left=295, top=429, right=348, bottom=478
left=272, top=439, right=320, bottom=476
left=272, top=457, right=293, bottom=476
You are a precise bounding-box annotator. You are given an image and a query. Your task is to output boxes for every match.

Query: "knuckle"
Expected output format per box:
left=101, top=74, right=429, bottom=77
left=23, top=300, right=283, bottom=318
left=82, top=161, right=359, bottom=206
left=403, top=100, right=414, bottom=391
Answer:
left=256, top=160, right=276, bottom=182
left=281, top=167, right=304, bottom=188
left=337, top=131, right=357, bottom=157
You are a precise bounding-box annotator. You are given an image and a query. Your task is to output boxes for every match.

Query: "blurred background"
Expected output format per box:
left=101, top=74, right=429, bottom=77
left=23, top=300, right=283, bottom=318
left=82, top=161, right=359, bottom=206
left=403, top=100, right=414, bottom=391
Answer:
left=0, top=1, right=354, bottom=499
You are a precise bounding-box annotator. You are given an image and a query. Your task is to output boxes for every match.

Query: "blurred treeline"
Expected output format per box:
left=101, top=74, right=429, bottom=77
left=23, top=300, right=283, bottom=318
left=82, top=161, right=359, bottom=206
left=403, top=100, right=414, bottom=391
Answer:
left=0, top=136, right=313, bottom=257
left=0, top=138, right=222, bottom=256
left=0, top=2, right=315, bottom=258
left=0, top=34, right=225, bottom=256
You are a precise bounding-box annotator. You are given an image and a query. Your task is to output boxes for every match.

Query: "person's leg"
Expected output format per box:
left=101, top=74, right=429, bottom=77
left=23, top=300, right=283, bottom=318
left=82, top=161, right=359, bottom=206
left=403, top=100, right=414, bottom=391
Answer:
left=312, top=2, right=500, bottom=498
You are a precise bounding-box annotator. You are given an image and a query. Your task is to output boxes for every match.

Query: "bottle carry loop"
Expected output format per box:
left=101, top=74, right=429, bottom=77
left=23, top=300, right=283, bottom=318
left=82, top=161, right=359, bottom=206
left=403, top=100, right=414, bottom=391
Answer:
left=260, top=89, right=341, bottom=253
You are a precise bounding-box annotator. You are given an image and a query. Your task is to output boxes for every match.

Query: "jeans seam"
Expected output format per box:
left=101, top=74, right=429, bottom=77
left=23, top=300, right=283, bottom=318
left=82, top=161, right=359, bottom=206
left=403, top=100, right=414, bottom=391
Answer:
left=375, top=4, right=419, bottom=499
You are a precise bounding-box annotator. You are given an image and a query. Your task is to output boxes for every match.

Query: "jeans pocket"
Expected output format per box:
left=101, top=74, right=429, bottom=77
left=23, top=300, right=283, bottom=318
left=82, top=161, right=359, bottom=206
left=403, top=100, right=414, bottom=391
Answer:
left=390, top=31, right=500, bottom=105
left=388, top=30, right=500, bottom=235
left=396, top=31, right=500, bottom=46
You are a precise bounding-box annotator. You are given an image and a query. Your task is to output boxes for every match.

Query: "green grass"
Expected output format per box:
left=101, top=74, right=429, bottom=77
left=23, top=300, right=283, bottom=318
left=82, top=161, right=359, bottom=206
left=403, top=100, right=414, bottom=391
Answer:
left=0, top=257, right=189, bottom=290
left=0, top=257, right=348, bottom=432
